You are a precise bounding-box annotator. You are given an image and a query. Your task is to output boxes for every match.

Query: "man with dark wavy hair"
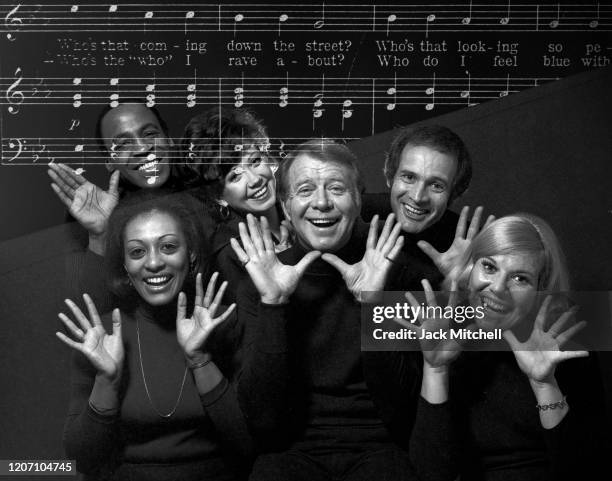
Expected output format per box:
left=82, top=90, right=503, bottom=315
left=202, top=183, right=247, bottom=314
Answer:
left=384, top=124, right=488, bottom=290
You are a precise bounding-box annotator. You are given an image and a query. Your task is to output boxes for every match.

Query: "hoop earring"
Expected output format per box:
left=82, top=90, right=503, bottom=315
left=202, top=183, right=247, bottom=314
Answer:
left=218, top=203, right=231, bottom=220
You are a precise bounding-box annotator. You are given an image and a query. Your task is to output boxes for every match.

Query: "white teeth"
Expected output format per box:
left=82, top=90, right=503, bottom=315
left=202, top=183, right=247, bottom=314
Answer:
left=138, top=160, right=158, bottom=171
left=482, top=297, right=506, bottom=312
left=403, top=204, right=426, bottom=215
left=310, top=218, right=337, bottom=226
left=251, top=186, right=268, bottom=199
left=145, top=276, right=170, bottom=285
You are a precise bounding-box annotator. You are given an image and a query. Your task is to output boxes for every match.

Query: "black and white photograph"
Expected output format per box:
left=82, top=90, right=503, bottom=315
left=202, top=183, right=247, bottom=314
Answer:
left=1, top=1, right=611, bottom=480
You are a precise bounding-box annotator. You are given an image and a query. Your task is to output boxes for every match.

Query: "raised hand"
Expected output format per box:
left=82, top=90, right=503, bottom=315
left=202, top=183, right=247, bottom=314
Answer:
left=48, top=163, right=120, bottom=237
left=321, top=213, right=403, bottom=302
left=417, top=206, right=494, bottom=278
left=504, top=296, right=588, bottom=383
left=176, top=272, right=236, bottom=363
left=230, top=214, right=320, bottom=304
left=397, top=279, right=463, bottom=368
left=56, top=294, right=124, bottom=383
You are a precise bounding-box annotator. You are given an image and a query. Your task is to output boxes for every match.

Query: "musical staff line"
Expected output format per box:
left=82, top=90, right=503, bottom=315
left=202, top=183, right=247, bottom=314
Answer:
left=0, top=136, right=360, bottom=165
left=3, top=3, right=612, bottom=37
left=1, top=74, right=559, bottom=113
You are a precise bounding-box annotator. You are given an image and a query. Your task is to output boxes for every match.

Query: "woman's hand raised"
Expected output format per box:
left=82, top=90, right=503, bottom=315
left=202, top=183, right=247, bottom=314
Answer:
left=56, top=294, right=124, bottom=385
left=176, top=272, right=236, bottom=364
left=504, top=295, right=588, bottom=384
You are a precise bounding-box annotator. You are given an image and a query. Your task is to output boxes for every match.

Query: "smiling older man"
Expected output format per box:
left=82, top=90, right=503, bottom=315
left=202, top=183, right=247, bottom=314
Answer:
left=232, top=139, right=418, bottom=481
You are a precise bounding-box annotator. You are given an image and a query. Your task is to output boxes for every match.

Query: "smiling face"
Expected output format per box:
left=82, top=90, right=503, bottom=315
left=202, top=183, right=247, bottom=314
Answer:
left=101, top=103, right=173, bottom=188
left=468, top=253, right=542, bottom=331
left=389, top=144, right=457, bottom=234
left=123, top=210, right=190, bottom=306
left=282, top=154, right=360, bottom=252
left=221, top=145, right=276, bottom=215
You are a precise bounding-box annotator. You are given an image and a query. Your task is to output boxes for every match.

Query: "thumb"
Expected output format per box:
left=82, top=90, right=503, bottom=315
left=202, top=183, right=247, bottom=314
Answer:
left=417, top=240, right=440, bottom=263
left=108, top=170, right=121, bottom=195
left=295, top=250, right=321, bottom=277
left=502, top=330, right=521, bottom=351
left=321, top=253, right=350, bottom=276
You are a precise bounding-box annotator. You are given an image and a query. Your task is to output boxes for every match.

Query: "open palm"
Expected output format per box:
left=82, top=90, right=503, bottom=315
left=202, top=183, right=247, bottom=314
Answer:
left=56, top=294, right=124, bottom=382
left=322, top=214, right=403, bottom=302
left=231, top=214, right=320, bottom=304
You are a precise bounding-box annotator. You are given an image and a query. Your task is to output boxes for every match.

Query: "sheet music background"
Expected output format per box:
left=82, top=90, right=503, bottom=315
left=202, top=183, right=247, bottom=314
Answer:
left=0, top=0, right=611, bottom=239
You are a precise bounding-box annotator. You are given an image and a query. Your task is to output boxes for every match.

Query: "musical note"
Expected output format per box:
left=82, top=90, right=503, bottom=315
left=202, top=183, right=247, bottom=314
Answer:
left=500, top=0, right=511, bottom=25
left=188, top=142, right=196, bottom=159
left=70, top=5, right=79, bottom=13
left=462, top=0, right=472, bottom=25
left=425, top=73, right=435, bottom=110
left=4, top=4, right=22, bottom=41
left=425, top=13, right=436, bottom=38
left=386, top=14, right=396, bottom=36
left=6, top=68, right=24, bottom=114
left=72, top=77, right=82, bottom=108
left=460, top=71, right=474, bottom=106
left=499, top=74, right=510, bottom=97
left=143, top=10, right=153, bottom=33
left=589, top=3, right=599, bottom=28
left=233, top=13, right=244, bottom=36
left=312, top=76, right=325, bottom=125
left=279, top=73, right=289, bottom=107
left=145, top=81, right=156, bottom=107
left=186, top=71, right=197, bottom=108
left=185, top=10, right=195, bottom=34
left=234, top=75, right=245, bottom=107
left=109, top=78, right=119, bottom=107
left=314, top=2, right=325, bottom=29
left=109, top=5, right=117, bottom=13
left=6, top=138, right=24, bottom=162
left=549, top=3, right=560, bottom=28
left=386, top=72, right=397, bottom=111
left=74, top=144, right=84, bottom=152
left=342, top=99, right=353, bottom=118
left=278, top=13, right=288, bottom=35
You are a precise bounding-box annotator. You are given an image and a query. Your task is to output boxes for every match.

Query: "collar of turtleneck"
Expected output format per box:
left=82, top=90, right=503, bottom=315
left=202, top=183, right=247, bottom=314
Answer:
left=133, top=299, right=179, bottom=331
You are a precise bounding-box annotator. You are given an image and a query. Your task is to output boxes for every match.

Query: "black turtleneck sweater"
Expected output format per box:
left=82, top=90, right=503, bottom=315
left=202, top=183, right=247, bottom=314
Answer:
left=63, top=303, right=251, bottom=480
left=236, top=221, right=419, bottom=453
left=386, top=209, right=459, bottom=291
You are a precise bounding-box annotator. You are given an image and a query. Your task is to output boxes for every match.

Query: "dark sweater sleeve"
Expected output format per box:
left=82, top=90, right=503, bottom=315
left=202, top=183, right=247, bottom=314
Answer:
left=199, top=376, right=254, bottom=459
left=236, top=282, right=289, bottom=444
left=409, top=397, right=460, bottom=481
left=62, top=351, right=121, bottom=475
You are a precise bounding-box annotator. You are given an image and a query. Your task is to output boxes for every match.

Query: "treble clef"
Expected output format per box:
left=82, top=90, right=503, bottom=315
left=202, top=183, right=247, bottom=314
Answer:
left=6, top=67, right=24, bottom=114
left=4, top=4, right=23, bottom=41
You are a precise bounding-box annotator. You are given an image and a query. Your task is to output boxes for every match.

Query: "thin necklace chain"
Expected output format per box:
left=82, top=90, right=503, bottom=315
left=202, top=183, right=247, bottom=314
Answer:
left=136, top=318, right=188, bottom=419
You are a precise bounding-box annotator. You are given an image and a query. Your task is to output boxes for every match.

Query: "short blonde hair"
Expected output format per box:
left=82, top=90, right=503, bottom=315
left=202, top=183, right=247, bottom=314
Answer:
left=452, top=213, right=570, bottom=292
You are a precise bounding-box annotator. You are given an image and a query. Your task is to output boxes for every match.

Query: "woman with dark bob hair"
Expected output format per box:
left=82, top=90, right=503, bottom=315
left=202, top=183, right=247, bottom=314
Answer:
left=401, top=213, right=601, bottom=481
left=56, top=189, right=251, bottom=481
left=177, top=107, right=289, bottom=302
